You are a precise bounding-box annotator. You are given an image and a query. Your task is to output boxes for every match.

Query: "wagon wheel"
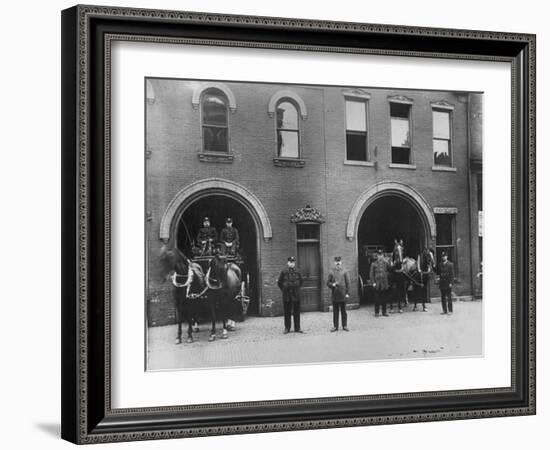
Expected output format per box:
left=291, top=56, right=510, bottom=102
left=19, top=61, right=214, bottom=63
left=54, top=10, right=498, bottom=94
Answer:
left=358, top=274, right=365, bottom=299
left=240, top=273, right=251, bottom=318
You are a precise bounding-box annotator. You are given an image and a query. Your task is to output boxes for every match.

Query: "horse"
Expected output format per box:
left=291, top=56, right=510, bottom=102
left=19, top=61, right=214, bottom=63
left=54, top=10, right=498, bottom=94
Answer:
left=158, top=245, right=211, bottom=344
left=388, top=240, right=407, bottom=312
left=204, top=252, right=243, bottom=340
left=399, top=249, right=435, bottom=312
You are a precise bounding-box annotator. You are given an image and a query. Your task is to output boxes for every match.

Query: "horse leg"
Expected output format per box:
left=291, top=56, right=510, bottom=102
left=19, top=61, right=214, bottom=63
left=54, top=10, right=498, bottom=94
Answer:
left=220, top=295, right=229, bottom=340
left=184, top=301, right=194, bottom=343
left=422, top=285, right=428, bottom=311
left=208, top=296, right=217, bottom=342
left=176, top=319, right=183, bottom=345
left=400, top=278, right=406, bottom=311
left=174, top=291, right=184, bottom=344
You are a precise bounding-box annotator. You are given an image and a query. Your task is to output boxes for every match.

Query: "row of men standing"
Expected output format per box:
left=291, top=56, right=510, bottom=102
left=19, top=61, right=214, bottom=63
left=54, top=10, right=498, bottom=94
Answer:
left=277, top=249, right=456, bottom=333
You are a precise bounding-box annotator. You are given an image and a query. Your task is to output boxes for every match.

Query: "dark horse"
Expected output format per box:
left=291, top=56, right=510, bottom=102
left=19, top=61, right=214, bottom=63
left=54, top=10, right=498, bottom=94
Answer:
left=160, top=244, right=238, bottom=343
left=388, top=240, right=407, bottom=312
left=398, top=249, right=436, bottom=312
left=204, top=252, right=243, bottom=339
left=410, top=248, right=436, bottom=311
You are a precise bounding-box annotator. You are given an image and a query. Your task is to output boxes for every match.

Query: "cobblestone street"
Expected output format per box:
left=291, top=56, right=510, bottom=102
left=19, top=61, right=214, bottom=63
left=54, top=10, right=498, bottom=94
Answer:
left=147, top=300, right=482, bottom=370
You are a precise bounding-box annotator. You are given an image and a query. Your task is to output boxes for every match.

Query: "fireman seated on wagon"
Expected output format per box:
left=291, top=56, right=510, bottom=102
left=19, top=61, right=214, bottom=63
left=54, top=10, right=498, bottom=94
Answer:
left=219, top=217, right=240, bottom=257
left=193, top=216, right=218, bottom=257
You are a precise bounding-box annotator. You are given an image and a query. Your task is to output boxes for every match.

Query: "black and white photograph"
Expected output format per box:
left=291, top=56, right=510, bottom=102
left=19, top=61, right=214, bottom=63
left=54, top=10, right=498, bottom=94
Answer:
left=145, top=78, right=484, bottom=371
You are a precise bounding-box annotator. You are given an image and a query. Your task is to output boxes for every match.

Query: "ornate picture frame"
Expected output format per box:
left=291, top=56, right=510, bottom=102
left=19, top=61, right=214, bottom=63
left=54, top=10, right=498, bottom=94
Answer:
left=61, top=5, right=535, bottom=444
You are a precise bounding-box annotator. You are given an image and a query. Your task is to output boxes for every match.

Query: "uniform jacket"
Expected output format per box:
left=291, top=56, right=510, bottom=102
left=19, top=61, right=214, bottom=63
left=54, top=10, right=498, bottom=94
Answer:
left=327, top=268, right=350, bottom=303
left=369, top=257, right=390, bottom=291
left=197, top=226, right=218, bottom=244
left=437, top=260, right=455, bottom=290
left=277, top=267, right=303, bottom=303
left=220, top=226, right=240, bottom=245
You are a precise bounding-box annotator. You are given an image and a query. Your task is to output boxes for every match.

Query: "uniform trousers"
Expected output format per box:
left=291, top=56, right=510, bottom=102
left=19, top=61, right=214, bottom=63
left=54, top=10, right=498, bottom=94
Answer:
left=332, top=302, right=347, bottom=328
left=440, top=288, right=453, bottom=313
left=374, top=290, right=388, bottom=314
left=283, top=300, right=301, bottom=331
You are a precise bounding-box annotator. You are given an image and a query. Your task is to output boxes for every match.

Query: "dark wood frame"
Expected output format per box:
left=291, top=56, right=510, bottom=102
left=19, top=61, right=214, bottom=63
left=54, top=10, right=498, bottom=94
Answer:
left=61, top=4, right=536, bottom=444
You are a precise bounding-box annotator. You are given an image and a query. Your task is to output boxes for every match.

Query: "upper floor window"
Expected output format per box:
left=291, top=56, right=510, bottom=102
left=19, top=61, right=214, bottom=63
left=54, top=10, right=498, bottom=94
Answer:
left=390, top=102, right=412, bottom=164
left=202, top=89, right=229, bottom=153
left=345, top=99, right=368, bottom=162
left=276, top=101, right=300, bottom=158
left=433, top=109, right=452, bottom=166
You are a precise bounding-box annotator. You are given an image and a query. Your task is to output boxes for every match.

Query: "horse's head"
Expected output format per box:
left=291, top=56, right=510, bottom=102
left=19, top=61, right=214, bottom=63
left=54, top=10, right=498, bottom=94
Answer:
left=420, top=248, right=435, bottom=272
left=158, top=244, right=188, bottom=283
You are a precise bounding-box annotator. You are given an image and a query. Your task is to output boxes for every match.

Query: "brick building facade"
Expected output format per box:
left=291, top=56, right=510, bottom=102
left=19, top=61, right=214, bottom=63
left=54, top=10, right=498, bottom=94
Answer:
left=146, top=78, right=483, bottom=326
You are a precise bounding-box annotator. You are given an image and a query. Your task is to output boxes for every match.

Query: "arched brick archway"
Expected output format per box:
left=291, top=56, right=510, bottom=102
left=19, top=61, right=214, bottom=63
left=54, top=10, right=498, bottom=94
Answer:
left=346, top=181, right=436, bottom=243
left=159, top=178, right=272, bottom=243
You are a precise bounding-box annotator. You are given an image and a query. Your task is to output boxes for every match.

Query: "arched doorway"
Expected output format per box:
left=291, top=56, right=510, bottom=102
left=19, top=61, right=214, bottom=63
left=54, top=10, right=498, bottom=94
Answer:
left=159, top=179, right=272, bottom=317
left=175, top=195, right=260, bottom=316
left=357, top=195, right=427, bottom=288
left=347, top=182, right=436, bottom=305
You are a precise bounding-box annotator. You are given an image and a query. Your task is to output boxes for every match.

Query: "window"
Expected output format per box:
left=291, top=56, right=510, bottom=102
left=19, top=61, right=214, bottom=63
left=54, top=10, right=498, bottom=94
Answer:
left=296, top=223, right=320, bottom=241
left=390, top=102, right=411, bottom=164
left=202, top=90, right=229, bottom=152
left=276, top=101, right=300, bottom=158
left=433, top=109, right=452, bottom=166
left=345, top=99, right=368, bottom=161
left=435, top=214, right=457, bottom=272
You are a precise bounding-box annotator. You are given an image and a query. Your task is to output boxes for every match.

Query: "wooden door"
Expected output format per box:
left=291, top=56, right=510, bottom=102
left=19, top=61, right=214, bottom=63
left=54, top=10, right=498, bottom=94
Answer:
left=296, top=224, right=321, bottom=311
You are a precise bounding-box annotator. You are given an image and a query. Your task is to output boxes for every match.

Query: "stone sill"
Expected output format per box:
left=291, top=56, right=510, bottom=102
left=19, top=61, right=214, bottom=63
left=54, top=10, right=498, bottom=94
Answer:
left=432, top=165, right=457, bottom=172
left=344, top=160, right=375, bottom=167
left=389, top=163, right=417, bottom=170
left=273, top=157, right=306, bottom=168
left=198, top=152, right=234, bottom=163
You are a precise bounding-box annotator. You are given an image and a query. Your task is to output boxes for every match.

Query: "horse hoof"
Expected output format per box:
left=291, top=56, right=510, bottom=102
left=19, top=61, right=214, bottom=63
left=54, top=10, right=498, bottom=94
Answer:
left=222, top=332, right=228, bottom=339
left=208, top=335, right=216, bottom=342
left=175, top=338, right=182, bottom=345
left=186, top=337, right=194, bottom=344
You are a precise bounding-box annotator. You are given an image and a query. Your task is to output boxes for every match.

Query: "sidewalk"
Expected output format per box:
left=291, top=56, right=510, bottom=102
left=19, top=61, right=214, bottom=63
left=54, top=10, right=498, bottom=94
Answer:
left=147, top=301, right=483, bottom=371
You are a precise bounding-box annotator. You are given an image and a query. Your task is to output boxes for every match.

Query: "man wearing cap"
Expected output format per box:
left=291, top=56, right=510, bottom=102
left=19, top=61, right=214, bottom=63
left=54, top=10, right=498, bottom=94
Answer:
left=436, top=251, right=455, bottom=315
left=369, top=249, right=390, bottom=317
left=196, top=217, right=218, bottom=256
left=219, top=217, right=240, bottom=257
left=277, top=256, right=304, bottom=333
left=327, top=256, right=351, bottom=331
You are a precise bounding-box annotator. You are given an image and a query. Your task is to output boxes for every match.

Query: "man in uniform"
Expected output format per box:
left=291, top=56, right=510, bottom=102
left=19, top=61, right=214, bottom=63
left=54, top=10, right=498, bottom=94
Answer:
left=327, top=256, right=351, bottom=331
left=219, top=217, right=240, bottom=257
left=196, top=217, right=218, bottom=256
left=277, top=256, right=304, bottom=334
left=436, top=251, right=455, bottom=315
left=369, top=249, right=390, bottom=317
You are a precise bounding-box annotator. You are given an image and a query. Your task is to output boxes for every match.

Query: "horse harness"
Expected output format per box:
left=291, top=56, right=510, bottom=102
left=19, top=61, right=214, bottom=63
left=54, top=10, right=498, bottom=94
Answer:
left=170, top=267, right=209, bottom=300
